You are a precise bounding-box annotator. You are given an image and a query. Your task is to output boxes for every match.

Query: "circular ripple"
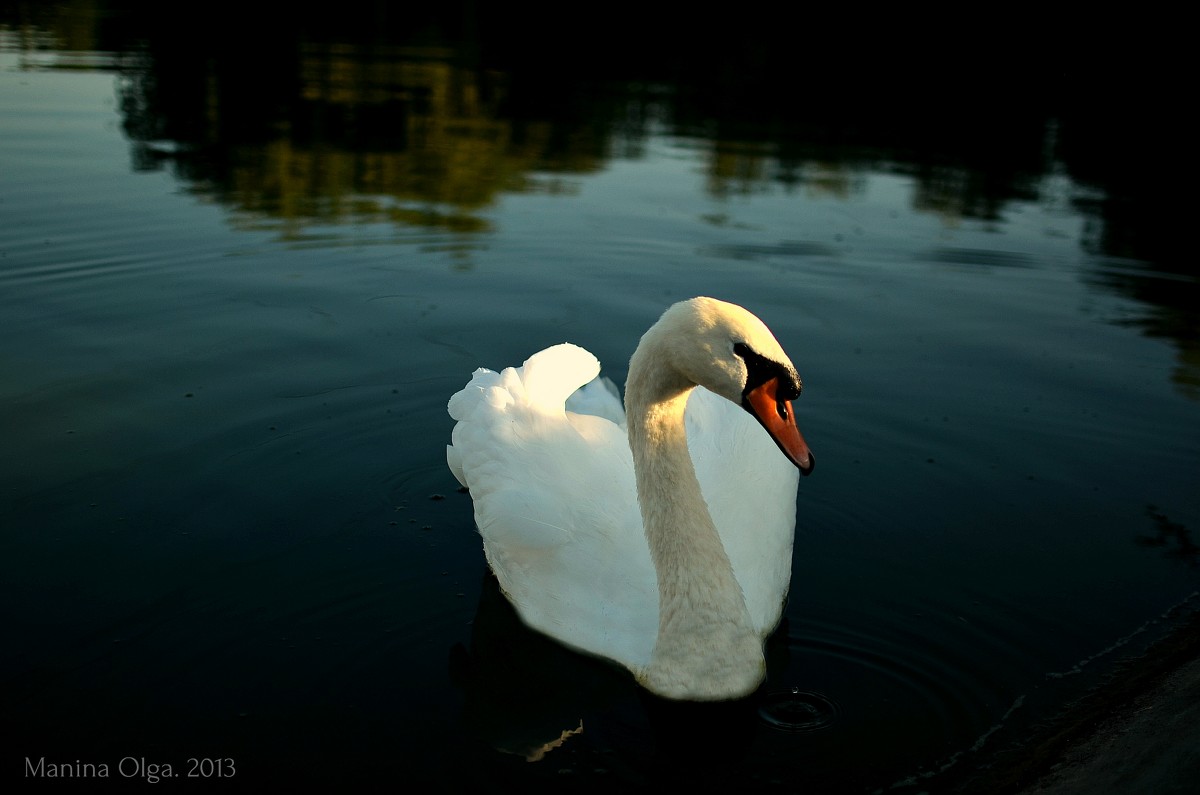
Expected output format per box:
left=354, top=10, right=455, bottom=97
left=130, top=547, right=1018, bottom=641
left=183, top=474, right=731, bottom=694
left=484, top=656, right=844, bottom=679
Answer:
left=759, top=687, right=840, bottom=732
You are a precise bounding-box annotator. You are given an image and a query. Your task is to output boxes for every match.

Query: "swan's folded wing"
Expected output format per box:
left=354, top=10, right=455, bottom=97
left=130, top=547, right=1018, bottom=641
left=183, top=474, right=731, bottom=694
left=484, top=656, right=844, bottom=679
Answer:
left=565, top=374, right=626, bottom=428
left=447, top=344, right=657, bottom=669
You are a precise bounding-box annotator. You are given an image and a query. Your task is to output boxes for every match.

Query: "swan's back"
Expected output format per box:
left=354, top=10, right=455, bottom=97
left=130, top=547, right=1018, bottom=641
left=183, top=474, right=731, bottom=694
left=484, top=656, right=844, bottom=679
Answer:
left=447, top=344, right=659, bottom=668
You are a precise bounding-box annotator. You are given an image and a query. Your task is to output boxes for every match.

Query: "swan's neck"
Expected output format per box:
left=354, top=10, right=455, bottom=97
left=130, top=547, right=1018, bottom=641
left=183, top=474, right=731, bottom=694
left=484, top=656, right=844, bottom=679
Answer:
left=625, top=359, right=764, bottom=700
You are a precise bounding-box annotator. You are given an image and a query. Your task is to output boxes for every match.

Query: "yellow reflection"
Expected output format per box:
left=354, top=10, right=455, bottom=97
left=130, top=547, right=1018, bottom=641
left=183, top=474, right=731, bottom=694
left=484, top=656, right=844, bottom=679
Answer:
left=522, top=719, right=584, bottom=763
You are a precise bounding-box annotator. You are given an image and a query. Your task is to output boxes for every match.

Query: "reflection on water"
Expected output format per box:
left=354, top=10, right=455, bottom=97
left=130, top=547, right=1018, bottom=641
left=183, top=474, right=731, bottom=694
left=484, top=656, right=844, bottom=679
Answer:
left=1086, top=258, right=1200, bottom=400
left=6, top=2, right=1192, bottom=379
left=1139, top=506, right=1199, bottom=568
left=120, top=42, right=515, bottom=247
left=2, top=3, right=1198, bottom=791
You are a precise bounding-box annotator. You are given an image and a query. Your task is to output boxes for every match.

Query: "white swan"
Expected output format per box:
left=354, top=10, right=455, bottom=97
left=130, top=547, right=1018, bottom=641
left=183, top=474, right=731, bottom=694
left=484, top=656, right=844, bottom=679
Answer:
left=447, top=297, right=813, bottom=700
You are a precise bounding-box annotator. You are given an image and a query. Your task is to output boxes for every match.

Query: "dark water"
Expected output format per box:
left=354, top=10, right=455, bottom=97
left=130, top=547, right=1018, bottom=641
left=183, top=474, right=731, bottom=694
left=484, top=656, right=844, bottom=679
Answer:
left=2, top=5, right=1197, bottom=791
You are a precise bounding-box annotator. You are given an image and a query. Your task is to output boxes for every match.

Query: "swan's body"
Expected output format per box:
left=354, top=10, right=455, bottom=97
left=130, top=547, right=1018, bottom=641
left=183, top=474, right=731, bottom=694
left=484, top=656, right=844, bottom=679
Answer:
left=447, top=297, right=813, bottom=700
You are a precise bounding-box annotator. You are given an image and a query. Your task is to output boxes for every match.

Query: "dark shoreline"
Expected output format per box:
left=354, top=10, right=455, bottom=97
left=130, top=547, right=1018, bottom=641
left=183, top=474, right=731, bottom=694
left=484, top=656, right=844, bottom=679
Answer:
left=945, top=605, right=1200, bottom=793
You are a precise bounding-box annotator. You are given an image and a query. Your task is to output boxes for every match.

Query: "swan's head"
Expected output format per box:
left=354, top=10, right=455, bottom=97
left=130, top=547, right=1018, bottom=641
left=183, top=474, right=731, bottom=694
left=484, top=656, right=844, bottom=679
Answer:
left=633, top=296, right=814, bottom=475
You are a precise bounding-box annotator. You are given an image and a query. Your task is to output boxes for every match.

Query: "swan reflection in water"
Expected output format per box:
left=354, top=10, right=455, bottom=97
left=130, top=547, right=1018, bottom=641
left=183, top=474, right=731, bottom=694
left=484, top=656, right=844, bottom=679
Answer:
left=448, top=572, right=805, bottom=777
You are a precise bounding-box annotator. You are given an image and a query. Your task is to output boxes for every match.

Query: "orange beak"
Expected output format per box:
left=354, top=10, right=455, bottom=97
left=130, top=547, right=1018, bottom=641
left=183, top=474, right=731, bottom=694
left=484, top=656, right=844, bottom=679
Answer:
left=742, top=376, right=814, bottom=475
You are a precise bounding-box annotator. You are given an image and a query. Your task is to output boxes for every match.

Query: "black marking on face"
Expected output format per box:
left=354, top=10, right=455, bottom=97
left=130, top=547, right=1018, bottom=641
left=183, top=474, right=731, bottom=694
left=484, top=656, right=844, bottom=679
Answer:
left=733, top=341, right=802, bottom=400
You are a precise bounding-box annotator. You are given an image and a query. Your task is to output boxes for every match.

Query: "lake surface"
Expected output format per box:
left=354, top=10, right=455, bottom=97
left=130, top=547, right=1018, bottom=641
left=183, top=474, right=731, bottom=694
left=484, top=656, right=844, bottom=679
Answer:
left=3, top=6, right=1197, bottom=791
